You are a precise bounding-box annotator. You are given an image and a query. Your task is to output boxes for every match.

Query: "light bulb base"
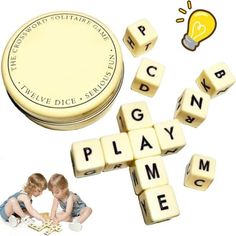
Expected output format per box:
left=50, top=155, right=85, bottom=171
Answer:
left=182, top=35, right=199, bottom=51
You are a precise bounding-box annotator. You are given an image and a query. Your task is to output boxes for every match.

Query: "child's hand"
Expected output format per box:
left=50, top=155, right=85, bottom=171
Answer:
left=53, top=218, right=59, bottom=225
left=51, top=216, right=59, bottom=225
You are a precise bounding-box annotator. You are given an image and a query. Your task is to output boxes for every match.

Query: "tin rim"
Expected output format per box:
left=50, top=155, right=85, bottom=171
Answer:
left=10, top=67, right=123, bottom=130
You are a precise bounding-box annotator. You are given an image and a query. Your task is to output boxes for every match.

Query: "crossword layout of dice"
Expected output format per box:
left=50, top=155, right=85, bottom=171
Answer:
left=28, top=220, right=62, bottom=235
left=71, top=61, right=235, bottom=224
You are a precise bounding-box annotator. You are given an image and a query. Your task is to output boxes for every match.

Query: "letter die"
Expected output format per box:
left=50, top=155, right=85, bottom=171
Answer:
left=117, top=101, right=153, bottom=132
left=71, top=139, right=105, bottom=177
left=129, top=156, right=168, bottom=195
left=184, top=154, right=216, bottom=191
left=174, top=88, right=210, bottom=127
left=100, top=132, right=133, bottom=171
left=123, top=19, right=158, bottom=57
left=128, top=127, right=161, bottom=160
left=139, top=185, right=180, bottom=224
left=154, top=119, right=186, bottom=155
left=196, top=62, right=235, bottom=97
left=131, top=58, right=164, bottom=97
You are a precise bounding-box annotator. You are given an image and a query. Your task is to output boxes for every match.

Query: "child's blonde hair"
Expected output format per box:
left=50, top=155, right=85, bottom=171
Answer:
left=24, top=173, right=47, bottom=194
left=48, top=174, right=68, bottom=192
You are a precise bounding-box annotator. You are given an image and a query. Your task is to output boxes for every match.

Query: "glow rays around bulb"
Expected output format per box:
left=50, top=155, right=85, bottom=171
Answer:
left=176, top=0, right=192, bottom=23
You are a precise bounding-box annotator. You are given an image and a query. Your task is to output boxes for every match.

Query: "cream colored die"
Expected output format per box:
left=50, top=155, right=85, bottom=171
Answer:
left=71, top=139, right=105, bottom=177
left=196, top=62, right=235, bottom=97
left=139, top=185, right=180, bottom=224
left=100, top=132, right=133, bottom=171
left=154, top=119, right=186, bottom=155
left=129, top=156, right=168, bottom=195
left=128, top=127, right=161, bottom=160
left=123, top=19, right=158, bottom=57
left=131, top=58, right=164, bottom=97
left=117, top=101, right=153, bottom=132
left=174, top=88, right=210, bottom=127
left=184, top=154, right=216, bottom=191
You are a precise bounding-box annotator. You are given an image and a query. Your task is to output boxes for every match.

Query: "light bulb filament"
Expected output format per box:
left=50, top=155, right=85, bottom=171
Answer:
left=190, top=21, right=206, bottom=41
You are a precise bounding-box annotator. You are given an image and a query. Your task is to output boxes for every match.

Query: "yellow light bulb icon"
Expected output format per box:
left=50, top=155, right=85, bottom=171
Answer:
left=182, top=9, right=217, bottom=51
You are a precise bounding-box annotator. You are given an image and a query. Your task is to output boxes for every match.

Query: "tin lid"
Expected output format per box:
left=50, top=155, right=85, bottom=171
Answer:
left=2, top=11, right=123, bottom=130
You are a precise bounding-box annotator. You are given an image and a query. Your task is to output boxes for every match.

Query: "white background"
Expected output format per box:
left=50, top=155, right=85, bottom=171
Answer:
left=0, top=0, right=236, bottom=235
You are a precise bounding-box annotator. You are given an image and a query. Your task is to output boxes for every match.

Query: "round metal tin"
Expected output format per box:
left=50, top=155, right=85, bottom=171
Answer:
left=2, top=11, right=123, bottom=130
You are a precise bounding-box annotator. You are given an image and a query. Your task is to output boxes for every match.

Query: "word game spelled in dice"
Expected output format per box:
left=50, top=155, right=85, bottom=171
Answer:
left=71, top=139, right=105, bottom=177
left=28, top=220, right=62, bottom=235
left=123, top=19, right=158, bottom=57
left=100, top=132, right=134, bottom=171
left=139, top=185, right=180, bottom=224
left=117, top=101, right=153, bottom=132
left=154, top=119, right=186, bottom=155
left=131, top=58, right=165, bottom=97
left=196, top=62, right=235, bottom=97
left=28, top=223, right=42, bottom=231
left=174, top=88, right=210, bottom=127
left=130, top=156, right=168, bottom=195
left=71, top=101, right=182, bottom=224
left=184, top=154, right=216, bottom=191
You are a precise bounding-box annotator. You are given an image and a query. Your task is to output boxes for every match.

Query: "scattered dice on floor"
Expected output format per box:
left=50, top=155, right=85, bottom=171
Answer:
left=70, top=62, right=234, bottom=225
